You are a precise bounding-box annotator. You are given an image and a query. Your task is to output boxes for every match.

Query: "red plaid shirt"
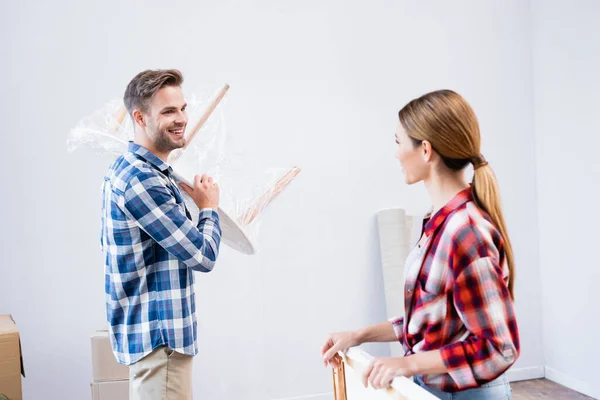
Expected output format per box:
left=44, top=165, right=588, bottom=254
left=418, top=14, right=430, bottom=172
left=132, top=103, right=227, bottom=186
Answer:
left=389, top=188, right=519, bottom=392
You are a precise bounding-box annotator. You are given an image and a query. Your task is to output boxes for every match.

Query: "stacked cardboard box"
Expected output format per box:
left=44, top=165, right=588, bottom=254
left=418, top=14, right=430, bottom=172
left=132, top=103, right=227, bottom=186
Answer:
left=90, top=330, right=129, bottom=400
left=0, top=315, right=25, bottom=400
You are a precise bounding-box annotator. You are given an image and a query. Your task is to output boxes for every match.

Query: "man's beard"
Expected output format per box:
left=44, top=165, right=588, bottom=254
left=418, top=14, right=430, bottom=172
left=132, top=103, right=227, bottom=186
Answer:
left=152, top=126, right=186, bottom=154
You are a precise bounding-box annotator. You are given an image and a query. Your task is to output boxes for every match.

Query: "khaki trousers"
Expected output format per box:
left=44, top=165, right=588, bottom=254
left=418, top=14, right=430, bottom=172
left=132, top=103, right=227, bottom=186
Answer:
left=129, top=346, right=193, bottom=400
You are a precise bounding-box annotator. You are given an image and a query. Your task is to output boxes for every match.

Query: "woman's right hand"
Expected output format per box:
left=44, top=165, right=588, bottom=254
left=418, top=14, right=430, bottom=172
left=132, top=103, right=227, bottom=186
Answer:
left=321, top=331, right=362, bottom=368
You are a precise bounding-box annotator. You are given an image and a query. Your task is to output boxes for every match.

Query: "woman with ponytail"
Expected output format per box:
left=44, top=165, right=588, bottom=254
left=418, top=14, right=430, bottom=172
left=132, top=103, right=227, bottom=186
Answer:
left=321, top=90, right=519, bottom=399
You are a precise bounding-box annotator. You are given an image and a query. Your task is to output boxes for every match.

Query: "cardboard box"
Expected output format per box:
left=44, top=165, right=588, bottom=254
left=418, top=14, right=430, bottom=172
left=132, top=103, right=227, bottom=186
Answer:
left=0, top=315, right=25, bottom=400
left=91, top=380, right=128, bottom=400
left=90, top=331, right=129, bottom=382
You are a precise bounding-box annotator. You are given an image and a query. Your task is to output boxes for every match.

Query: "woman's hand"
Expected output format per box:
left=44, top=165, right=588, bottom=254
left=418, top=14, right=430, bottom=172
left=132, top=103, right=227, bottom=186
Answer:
left=321, top=331, right=361, bottom=368
left=362, top=357, right=417, bottom=389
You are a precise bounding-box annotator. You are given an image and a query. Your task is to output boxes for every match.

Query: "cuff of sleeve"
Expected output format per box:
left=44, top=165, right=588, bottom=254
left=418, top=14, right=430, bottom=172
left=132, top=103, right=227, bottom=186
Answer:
left=440, top=342, right=477, bottom=390
left=198, top=208, right=220, bottom=225
left=198, top=208, right=219, bottom=218
left=388, top=316, right=404, bottom=342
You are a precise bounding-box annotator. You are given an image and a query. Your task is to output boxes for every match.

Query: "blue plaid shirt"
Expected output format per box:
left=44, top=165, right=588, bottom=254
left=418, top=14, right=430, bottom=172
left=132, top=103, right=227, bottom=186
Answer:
left=100, top=142, right=221, bottom=365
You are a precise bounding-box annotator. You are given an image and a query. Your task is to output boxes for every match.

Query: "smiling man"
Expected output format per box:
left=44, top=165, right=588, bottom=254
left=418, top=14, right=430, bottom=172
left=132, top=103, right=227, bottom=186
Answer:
left=100, top=69, right=222, bottom=399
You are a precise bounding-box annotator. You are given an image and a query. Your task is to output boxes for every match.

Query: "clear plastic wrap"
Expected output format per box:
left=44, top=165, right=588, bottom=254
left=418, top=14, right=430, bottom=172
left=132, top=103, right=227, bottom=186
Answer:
left=67, top=84, right=300, bottom=255
left=67, top=99, right=130, bottom=155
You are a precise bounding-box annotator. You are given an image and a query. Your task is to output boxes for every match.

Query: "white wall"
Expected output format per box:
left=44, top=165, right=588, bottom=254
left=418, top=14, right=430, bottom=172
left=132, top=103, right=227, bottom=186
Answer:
left=0, top=1, right=543, bottom=399
left=531, top=1, right=600, bottom=398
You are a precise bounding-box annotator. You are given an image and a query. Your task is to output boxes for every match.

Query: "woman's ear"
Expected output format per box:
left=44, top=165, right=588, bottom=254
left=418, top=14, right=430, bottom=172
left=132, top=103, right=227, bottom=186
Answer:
left=421, top=140, right=435, bottom=163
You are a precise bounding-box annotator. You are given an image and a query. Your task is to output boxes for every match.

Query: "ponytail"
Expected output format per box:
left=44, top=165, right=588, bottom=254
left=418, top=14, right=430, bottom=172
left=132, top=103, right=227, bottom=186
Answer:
left=472, top=164, right=515, bottom=299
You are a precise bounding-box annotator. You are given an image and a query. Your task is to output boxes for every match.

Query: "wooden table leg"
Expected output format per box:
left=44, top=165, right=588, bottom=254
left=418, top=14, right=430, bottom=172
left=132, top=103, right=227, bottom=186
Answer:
left=332, top=359, right=347, bottom=400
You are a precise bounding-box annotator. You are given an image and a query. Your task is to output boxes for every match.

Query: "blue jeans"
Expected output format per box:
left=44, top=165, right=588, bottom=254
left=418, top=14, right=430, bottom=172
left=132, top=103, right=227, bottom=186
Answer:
left=414, top=374, right=512, bottom=399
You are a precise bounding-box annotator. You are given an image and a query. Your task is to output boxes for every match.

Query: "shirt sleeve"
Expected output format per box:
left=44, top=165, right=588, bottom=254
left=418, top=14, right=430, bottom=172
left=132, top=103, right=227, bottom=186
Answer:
left=439, top=256, right=520, bottom=390
left=122, top=170, right=221, bottom=272
left=388, top=316, right=404, bottom=343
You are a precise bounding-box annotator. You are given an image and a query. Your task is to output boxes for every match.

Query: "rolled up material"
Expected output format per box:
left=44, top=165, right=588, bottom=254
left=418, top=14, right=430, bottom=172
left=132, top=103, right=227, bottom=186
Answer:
left=376, top=208, right=421, bottom=357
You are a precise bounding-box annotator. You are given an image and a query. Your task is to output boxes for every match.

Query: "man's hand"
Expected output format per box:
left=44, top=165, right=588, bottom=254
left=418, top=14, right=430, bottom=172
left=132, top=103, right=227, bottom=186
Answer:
left=180, top=174, right=220, bottom=209
left=362, top=357, right=416, bottom=389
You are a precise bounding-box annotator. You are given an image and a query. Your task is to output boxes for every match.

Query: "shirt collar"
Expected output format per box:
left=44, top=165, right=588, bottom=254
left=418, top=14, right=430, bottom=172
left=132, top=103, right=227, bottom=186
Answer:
left=423, top=187, right=473, bottom=237
left=128, top=142, right=172, bottom=175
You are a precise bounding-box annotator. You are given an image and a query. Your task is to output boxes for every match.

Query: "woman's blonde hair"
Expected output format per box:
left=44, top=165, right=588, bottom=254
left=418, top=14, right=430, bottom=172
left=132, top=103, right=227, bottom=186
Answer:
left=399, top=90, right=515, bottom=298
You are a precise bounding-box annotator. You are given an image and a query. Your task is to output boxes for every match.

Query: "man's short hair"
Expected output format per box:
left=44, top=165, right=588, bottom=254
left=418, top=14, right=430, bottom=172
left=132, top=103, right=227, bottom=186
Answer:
left=123, top=69, right=184, bottom=116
